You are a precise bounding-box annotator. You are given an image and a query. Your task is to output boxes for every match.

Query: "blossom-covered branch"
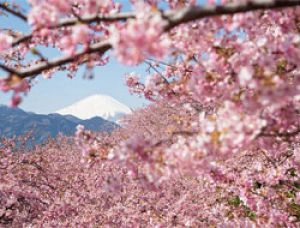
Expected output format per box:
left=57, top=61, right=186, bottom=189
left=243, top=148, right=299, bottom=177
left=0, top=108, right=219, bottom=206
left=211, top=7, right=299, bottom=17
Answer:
left=1, top=0, right=300, bottom=79
left=14, top=41, right=111, bottom=78
left=165, top=0, right=300, bottom=30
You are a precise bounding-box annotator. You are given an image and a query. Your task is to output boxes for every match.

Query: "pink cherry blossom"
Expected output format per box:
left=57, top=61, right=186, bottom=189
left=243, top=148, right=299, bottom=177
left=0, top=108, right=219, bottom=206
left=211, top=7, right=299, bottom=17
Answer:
left=0, top=33, right=12, bottom=52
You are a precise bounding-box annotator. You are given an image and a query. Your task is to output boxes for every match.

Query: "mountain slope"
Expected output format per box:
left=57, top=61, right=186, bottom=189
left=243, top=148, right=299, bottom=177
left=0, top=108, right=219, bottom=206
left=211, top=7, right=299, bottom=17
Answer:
left=55, top=94, right=132, bottom=121
left=0, top=106, right=117, bottom=144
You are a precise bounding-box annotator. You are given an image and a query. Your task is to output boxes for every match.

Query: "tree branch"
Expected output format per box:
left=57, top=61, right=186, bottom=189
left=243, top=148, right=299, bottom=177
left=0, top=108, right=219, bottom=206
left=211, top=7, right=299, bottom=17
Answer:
left=164, top=0, right=300, bottom=31
left=19, top=41, right=112, bottom=78
left=0, top=3, right=27, bottom=22
left=12, top=33, right=32, bottom=47
left=57, top=11, right=135, bottom=27
left=1, top=41, right=111, bottom=77
left=12, top=0, right=300, bottom=47
left=0, top=62, right=19, bottom=75
left=11, top=12, right=134, bottom=47
left=259, top=128, right=300, bottom=138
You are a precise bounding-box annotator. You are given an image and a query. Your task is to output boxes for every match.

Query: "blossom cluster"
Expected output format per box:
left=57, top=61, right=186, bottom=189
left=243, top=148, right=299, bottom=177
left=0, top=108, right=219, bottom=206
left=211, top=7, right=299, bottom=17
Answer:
left=0, top=33, right=12, bottom=53
left=112, top=3, right=170, bottom=65
left=0, top=77, right=30, bottom=107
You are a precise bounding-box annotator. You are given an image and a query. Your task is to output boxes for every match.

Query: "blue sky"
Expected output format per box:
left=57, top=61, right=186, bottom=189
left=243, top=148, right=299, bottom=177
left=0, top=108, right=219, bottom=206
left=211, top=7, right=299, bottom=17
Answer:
left=0, top=0, right=209, bottom=113
left=0, top=59, right=149, bottom=113
left=3, top=59, right=150, bottom=113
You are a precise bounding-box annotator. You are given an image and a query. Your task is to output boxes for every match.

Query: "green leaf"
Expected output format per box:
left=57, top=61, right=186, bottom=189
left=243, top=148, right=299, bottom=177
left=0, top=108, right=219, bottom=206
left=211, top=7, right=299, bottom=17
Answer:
left=228, top=196, right=241, bottom=207
left=286, top=191, right=296, bottom=199
left=244, top=206, right=257, bottom=220
left=288, top=203, right=300, bottom=219
left=289, top=203, right=300, bottom=213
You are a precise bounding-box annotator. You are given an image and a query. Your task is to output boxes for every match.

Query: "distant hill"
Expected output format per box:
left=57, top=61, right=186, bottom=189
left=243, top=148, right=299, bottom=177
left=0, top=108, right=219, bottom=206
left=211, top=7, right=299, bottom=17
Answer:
left=0, top=105, right=118, bottom=144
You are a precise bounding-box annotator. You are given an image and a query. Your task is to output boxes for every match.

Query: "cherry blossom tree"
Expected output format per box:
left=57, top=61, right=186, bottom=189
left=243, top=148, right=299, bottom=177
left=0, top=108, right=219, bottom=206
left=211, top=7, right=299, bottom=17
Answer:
left=1, top=0, right=300, bottom=226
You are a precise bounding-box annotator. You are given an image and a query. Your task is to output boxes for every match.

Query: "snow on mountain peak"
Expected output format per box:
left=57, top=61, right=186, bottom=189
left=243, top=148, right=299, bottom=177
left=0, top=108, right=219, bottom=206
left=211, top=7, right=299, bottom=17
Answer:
left=55, top=94, right=132, bottom=121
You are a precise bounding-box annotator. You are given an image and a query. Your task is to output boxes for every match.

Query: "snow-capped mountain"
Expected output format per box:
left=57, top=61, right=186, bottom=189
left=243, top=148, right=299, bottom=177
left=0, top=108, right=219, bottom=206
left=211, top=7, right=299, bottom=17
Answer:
left=55, top=94, right=132, bottom=122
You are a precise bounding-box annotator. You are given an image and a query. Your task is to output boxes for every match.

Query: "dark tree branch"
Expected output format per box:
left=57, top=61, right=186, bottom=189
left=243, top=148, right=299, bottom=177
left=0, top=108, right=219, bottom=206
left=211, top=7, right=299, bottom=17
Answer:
left=57, top=11, right=135, bottom=27
left=164, top=0, right=300, bottom=31
left=258, top=128, right=300, bottom=138
left=11, top=12, right=135, bottom=47
left=12, top=0, right=300, bottom=47
left=1, top=41, right=111, bottom=77
left=12, top=34, right=32, bottom=47
left=0, top=62, right=19, bottom=75
left=0, top=3, right=27, bottom=22
left=19, top=41, right=112, bottom=78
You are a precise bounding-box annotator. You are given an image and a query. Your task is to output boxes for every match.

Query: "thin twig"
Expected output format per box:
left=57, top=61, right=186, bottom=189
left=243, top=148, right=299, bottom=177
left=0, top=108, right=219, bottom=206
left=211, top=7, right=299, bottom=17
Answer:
left=144, top=60, right=170, bottom=85
left=0, top=3, right=27, bottom=21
